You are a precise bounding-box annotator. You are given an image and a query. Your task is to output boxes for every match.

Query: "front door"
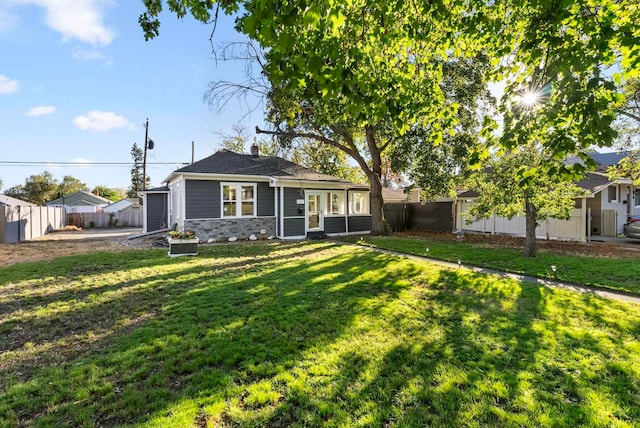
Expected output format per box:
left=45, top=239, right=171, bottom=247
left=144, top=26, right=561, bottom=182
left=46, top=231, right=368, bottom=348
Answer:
left=307, top=192, right=323, bottom=231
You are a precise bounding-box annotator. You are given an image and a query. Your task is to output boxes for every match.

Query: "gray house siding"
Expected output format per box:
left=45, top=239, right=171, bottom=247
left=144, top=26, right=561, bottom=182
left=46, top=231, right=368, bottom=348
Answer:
left=348, top=215, right=372, bottom=233
left=147, top=193, right=169, bottom=231
left=257, top=182, right=275, bottom=217
left=284, top=218, right=305, bottom=237
left=283, top=188, right=305, bottom=217
left=325, top=216, right=346, bottom=234
left=185, top=180, right=220, bottom=219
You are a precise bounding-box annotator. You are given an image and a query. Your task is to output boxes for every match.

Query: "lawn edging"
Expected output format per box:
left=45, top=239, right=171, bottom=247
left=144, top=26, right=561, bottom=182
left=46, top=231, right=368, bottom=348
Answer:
left=334, top=239, right=640, bottom=305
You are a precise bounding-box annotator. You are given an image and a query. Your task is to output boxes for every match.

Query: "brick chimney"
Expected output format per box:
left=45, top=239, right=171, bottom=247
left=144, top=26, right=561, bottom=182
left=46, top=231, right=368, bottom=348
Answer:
left=250, top=143, right=259, bottom=156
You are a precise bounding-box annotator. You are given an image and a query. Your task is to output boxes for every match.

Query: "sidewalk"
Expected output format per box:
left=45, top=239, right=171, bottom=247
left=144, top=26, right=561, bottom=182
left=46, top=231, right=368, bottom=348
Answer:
left=337, top=241, right=640, bottom=305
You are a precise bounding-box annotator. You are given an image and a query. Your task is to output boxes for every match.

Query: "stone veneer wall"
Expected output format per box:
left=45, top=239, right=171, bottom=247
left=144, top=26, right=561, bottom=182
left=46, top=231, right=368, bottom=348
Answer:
left=184, top=217, right=276, bottom=241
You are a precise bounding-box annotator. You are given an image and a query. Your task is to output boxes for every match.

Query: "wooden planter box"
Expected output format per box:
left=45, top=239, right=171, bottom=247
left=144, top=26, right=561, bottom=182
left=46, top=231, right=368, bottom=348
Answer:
left=168, top=238, right=199, bottom=257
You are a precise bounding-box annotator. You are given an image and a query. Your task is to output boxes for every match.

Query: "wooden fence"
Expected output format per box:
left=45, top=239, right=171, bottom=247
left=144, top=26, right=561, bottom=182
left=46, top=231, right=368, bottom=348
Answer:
left=383, top=202, right=454, bottom=233
left=67, top=211, right=143, bottom=228
left=0, top=205, right=65, bottom=243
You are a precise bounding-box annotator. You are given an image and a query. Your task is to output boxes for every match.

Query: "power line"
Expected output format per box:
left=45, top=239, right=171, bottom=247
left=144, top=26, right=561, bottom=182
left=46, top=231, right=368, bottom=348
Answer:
left=0, top=161, right=188, bottom=166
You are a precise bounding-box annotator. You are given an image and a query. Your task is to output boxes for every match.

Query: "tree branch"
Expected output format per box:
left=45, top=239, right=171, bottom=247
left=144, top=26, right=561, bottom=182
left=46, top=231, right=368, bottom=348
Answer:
left=619, top=109, right=640, bottom=123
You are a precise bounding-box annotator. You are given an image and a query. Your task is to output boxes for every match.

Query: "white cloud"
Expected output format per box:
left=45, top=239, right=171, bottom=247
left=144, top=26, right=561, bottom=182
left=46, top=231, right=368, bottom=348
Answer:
left=71, top=47, right=112, bottom=64
left=26, top=105, right=56, bottom=117
left=0, top=75, right=18, bottom=94
left=0, top=8, right=18, bottom=31
left=13, top=0, right=115, bottom=46
left=73, top=110, right=133, bottom=132
left=69, top=158, right=95, bottom=167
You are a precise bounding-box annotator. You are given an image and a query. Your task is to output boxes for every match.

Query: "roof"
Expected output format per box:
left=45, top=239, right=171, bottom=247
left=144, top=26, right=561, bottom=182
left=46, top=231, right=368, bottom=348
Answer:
left=170, top=150, right=358, bottom=185
left=140, top=185, right=169, bottom=193
left=0, top=194, right=37, bottom=207
left=575, top=172, right=615, bottom=195
left=382, top=187, right=409, bottom=202
left=103, top=198, right=142, bottom=212
left=45, top=191, right=111, bottom=206
left=565, top=150, right=633, bottom=171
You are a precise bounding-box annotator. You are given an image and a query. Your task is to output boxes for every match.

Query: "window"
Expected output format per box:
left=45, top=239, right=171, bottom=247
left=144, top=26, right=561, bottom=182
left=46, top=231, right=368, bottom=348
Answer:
left=608, top=185, right=617, bottom=203
left=222, top=183, right=256, bottom=217
left=635, top=188, right=640, bottom=207
left=349, top=191, right=369, bottom=214
left=326, top=192, right=345, bottom=215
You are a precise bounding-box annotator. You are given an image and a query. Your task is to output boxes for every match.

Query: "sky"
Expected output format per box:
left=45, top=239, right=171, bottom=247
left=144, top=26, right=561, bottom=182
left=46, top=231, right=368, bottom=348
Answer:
left=0, top=0, right=265, bottom=192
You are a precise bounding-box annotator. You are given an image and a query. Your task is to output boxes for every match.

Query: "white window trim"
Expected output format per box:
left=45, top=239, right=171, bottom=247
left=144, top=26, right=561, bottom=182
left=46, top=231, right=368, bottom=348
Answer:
left=349, top=191, right=370, bottom=215
left=325, top=191, right=346, bottom=216
left=220, top=182, right=257, bottom=218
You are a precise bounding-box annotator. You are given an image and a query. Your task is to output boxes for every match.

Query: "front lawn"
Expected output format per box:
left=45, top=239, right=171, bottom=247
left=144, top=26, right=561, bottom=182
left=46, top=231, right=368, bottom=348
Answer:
left=1, top=241, right=639, bottom=427
left=343, top=235, right=640, bottom=295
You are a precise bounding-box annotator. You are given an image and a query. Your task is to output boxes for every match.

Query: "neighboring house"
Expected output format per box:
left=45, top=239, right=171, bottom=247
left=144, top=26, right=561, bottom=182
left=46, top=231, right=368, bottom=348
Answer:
left=382, top=188, right=410, bottom=203
left=456, top=151, right=639, bottom=240
left=45, top=191, right=111, bottom=213
left=141, top=148, right=372, bottom=240
left=0, top=194, right=36, bottom=207
left=103, top=198, right=143, bottom=213
left=568, top=151, right=639, bottom=235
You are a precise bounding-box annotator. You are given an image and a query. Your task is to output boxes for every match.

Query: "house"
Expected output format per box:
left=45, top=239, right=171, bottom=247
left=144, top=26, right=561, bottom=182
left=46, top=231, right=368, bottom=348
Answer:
left=0, top=194, right=36, bottom=207
left=381, top=187, right=410, bottom=203
left=456, top=158, right=639, bottom=241
left=141, top=148, right=372, bottom=240
left=103, top=198, right=143, bottom=214
left=45, top=191, right=111, bottom=213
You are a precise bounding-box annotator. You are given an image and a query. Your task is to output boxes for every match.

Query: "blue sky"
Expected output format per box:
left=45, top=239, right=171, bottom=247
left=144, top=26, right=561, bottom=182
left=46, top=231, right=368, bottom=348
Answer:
left=0, top=0, right=264, bottom=191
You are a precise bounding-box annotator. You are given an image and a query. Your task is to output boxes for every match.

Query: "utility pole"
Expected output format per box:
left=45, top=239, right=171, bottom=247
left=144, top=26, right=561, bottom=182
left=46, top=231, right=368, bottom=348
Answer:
left=142, top=118, right=149, bottom=190
left=191, top=141, right=195, bottom=164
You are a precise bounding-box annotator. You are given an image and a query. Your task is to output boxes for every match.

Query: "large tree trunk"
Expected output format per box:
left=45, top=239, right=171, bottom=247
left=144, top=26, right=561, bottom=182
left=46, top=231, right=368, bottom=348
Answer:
left=365, top=125, right=386, bottom=235
left=524, top=199, right=537, bottom=257
left=368, top=172, right=386, bottom=235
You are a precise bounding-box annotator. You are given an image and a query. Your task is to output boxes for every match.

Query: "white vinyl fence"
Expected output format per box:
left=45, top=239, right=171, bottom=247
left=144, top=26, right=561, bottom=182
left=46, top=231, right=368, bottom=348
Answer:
left=0, top=206, right=65, bottom=243
left=456, top=200, right=587, bottom=242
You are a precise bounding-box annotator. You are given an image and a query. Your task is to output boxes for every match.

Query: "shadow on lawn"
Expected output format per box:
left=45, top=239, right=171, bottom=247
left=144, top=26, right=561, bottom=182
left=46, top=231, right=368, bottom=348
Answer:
left=1, top=241, right=416, bottom=426
left=260, top=267, right=639, bottom=427
left=2, top=243, right=639, bottom=427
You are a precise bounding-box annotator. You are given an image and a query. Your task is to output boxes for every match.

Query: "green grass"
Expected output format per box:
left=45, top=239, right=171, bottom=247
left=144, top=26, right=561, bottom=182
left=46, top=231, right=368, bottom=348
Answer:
left=1, top=241, right=640, bottom=427
left=342, top=235, right=640, bottom=295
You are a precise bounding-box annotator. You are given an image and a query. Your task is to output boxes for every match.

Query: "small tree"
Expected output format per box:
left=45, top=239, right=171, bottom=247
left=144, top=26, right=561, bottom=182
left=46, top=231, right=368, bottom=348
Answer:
left=5, top=171, right=59, bottom=205
left=219, top=124, right=249, bottom=154
left=58, top=176, right=89, bottom=196
left=465, top=144, right=586, bottom=257
left=128, top=143, right=147, bottom=198
left=92, top=186, right=127, bottom=202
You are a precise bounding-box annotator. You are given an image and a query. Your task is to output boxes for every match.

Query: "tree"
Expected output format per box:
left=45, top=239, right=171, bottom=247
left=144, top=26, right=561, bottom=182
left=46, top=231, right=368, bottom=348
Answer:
left=465, top=144, right=586, bottom=257
left=219, top=124, right=249, bottom=154
left=222, top=123, right=365, bottom=182
left=92, top=186, right=127, bottom=202
left=128, top=142, right=147, bottom=198
left=392, top=54, right=495, bottom=199
left=608, top=77, right=640, bottom=183
left=58, top=176, right=89, bottom=196
left=615, top=76, right=640, bottom=146
left=5, top=171, right=59, bottom=205
left=139, top=0, right=638, bottom=233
